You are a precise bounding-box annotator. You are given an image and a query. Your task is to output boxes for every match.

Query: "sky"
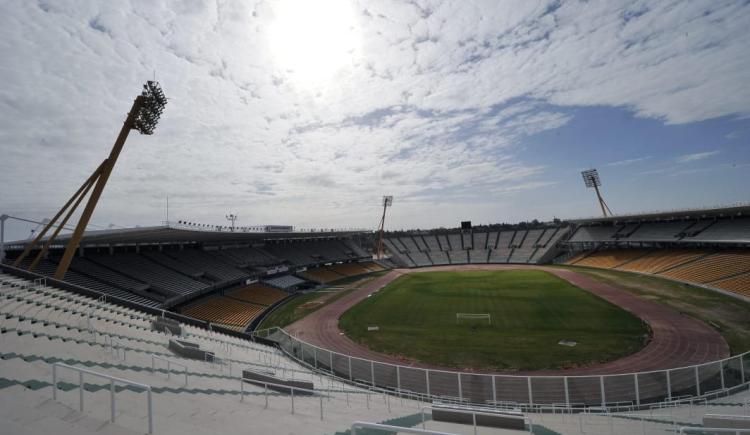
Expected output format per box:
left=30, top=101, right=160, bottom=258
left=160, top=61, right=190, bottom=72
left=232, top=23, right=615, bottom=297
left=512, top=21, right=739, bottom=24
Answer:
left=1, top=0, right=749, bottom=241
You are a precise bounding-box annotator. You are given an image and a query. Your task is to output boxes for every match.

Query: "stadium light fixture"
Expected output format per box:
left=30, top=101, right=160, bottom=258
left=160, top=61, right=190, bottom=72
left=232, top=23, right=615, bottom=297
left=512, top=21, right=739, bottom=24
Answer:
left=581, top=168, right=613, bottom=217
left=375, top=196, right=393, bottom=260
left=13, top=81, right=168, bottom=279
left=226, top=214, right=238, bottom=232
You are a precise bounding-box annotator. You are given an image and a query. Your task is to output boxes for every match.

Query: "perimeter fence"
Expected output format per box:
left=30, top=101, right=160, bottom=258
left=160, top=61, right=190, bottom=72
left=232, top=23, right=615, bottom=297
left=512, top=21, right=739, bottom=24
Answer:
left=254, top=327, right=750, bottom=410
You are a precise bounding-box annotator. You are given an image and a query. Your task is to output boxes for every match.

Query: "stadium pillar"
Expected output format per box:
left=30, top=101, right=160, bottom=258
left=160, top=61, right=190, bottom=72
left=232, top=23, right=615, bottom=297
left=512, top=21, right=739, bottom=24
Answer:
left=0, top=214, right=6, bottom=264
left=11, top=163, right=103, bottom=269
left=370, top=361, right=375, bottom=386
left=29, top=164, right=103, bottom=272
left=425, top=371, right=430, bottom=397
left=694, top=366, right=701, bottom=396
left=564, top=377, right=570, bottom=408
left=457, top=373, right=462, bottom=402
left=634, top=374, right=640, bottom=406
left=527, top=377, right=533, bottom=409
left=666, top=370, right=672, bottom=400
left=396, top=366, right=401, bottom=393
left=599, top=376, right=606, bottom=407
left=491, top=376, right=497, bottom=405
left=348, top=356, right=352, bottom=381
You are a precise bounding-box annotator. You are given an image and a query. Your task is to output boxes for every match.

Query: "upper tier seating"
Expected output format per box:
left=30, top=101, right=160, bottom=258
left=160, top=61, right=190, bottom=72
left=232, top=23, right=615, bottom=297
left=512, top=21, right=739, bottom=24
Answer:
left=12, top=256, right=160, bottom=307
left=167, top=249, right=248, bottom=283
left=690, top=218, right=750, bottom=243
left=89, top=253, right=208, bottom=297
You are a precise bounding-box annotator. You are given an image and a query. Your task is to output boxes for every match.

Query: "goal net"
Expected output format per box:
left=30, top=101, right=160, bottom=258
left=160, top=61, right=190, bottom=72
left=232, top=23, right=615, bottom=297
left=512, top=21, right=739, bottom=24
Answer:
left=456, top=313, right=491, bottom=325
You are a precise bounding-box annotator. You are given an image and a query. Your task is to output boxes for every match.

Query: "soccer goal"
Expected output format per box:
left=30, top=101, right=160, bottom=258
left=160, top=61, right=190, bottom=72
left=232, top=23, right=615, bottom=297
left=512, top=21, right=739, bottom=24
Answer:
left=456, top=313, right=491, bottom=325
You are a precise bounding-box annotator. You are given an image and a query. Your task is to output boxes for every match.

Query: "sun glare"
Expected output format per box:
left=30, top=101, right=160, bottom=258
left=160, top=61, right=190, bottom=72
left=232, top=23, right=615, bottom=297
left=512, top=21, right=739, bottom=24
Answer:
left=268, top=0, right=360, bottom=87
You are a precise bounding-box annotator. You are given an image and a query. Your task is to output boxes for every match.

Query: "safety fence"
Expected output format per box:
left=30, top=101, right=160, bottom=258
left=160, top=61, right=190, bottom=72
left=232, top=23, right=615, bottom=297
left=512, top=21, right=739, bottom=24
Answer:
left=254, top=327, right=750, bottom=410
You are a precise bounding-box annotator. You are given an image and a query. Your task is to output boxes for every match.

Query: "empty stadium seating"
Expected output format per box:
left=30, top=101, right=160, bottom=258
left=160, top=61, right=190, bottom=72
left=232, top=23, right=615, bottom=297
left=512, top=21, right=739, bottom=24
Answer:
left=385, top=227, right=565, bottom=267
left=183, top=297, right=265, bottom=330
left=566, top=249, right=750, bottom=299
left=227, top=283, right=288, bottom=306
left=264, top=274, right=306, bottom=290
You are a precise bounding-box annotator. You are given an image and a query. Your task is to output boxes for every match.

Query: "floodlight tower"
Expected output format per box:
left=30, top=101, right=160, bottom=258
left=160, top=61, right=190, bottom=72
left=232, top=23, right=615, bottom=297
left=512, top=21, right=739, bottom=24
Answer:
left=581, top=169, right=613, bottom=217
left=225, top=213, right=238, bottom=232
left=375, top=196, right=393, bottom=260
left=12, top=81, right=167, bottom=279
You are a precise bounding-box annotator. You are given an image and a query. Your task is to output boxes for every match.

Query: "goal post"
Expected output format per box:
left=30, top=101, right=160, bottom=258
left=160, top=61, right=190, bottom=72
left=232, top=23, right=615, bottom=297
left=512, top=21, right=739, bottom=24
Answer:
left=456, top=313, right=491, bottom=325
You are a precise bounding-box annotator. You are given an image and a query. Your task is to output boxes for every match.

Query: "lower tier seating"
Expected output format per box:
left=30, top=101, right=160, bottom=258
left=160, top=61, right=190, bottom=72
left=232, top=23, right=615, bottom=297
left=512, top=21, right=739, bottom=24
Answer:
left=566, top=249, right=750, bottom=299
left=182, top=297, right=265, bottom=329
left=227, top=283, right=288, bottom=306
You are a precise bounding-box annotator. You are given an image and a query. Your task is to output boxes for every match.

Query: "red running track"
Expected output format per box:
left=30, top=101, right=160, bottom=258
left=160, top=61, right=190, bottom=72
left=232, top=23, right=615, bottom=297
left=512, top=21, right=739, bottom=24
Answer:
left=287, top=265, right=729, bottom=375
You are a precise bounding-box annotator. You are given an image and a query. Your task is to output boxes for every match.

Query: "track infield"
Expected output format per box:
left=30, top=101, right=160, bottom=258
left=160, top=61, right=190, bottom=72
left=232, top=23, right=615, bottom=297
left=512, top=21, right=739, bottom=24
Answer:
left=286, top=265, right=730, bottom=375
left=338, top=269, right=648, bottom=371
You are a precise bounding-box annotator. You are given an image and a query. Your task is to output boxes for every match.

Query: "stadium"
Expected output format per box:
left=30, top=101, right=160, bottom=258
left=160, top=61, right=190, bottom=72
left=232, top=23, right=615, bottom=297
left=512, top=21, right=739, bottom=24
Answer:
left=2, top=2, right=750, bottom=435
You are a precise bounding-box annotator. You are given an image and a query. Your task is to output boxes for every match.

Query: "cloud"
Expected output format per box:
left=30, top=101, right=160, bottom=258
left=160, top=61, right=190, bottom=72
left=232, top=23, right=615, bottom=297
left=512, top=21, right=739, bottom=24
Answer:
left=606, top=156, right=652, bottom=167
left=676, top=150, right=720, bottom=164
left=0, top=0, right=748, bottom=236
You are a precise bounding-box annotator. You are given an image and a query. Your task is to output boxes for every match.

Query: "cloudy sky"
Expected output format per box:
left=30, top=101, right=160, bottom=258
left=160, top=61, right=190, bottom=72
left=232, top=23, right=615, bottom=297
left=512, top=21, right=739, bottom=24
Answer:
left=1, top=0, right=749, bottom=240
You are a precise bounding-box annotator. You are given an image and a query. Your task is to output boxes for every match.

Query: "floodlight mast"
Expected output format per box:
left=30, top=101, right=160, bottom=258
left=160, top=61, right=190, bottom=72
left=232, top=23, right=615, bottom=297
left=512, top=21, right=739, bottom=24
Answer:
left=12, top=81, right=167, bottom=280
left=581, top=169, right=613, bottom=217
left=375, top=196, right=393, bottom=260
left=226, top=214, right=238, bottom=232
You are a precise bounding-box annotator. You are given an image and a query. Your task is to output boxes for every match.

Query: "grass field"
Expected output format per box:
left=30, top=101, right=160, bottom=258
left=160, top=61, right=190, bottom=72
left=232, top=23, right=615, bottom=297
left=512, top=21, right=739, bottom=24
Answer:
left=339, top=270, right=649, bottom=371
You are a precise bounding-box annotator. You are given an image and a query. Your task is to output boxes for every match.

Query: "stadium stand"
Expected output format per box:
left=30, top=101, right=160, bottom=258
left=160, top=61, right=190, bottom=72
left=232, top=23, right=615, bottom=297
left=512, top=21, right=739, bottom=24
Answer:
left=183, top=297, right=265, bottom=330
left=211, top=246, right=279, bottom=267
left=89, top=253, right=209, bottom=297
left=618, top=249, right=708, bottom=274
left=298, top=267, right=345, bottom=284
left=1, top=267, right=749, bottom=435
left=142, top=251, right=206, bottom=279
left=330, top=262, right=372, bottom=277
left=11, top=256, right=161, bottom=307
left=166, top=249, right=248, bottom=283
left=571, top=249, right=650, bottom=269
left=227, top=282, right=288, bottom=306
left=398, top=236, right=432, bottom=266
left=359, top=261, right=386, bottom=272
left=690, top=217, right=750, bottom=242
left=264, top=274, right=306, bottom=290
left=660, top=250, right=750, bottom=283
left=711, top=272, right=750, bottom=297
left=385, top=227, right=566, bottom=267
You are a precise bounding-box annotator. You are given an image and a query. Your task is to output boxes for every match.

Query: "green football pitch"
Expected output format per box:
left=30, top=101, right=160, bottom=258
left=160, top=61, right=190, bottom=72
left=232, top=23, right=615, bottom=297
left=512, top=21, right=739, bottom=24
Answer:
left=339, top=270, right=649, bottom=371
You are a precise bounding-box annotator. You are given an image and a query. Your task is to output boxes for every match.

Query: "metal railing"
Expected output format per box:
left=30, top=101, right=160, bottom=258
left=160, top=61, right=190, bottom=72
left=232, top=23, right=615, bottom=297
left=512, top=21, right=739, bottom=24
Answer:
left=678, top=428, right=750, bottom=434
left=351, top=421, right=459, bottom=435
left=238, top=375, right=327, bottom=420
left=256, top=326, right=750, bottom=411
left=151, top=354, right=188, bottom=386
left=102, top=334, right=127, bottom=360
left=419, top=406, right=531, bottom=435
left=51, top=362, right=153, bottom=434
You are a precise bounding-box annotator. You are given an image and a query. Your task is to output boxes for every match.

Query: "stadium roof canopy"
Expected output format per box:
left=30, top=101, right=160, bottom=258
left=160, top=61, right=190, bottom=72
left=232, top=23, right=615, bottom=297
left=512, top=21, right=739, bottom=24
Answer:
left=570, top=203, right=750, bottom=224
left=5, top=224, right=371, bottom=250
